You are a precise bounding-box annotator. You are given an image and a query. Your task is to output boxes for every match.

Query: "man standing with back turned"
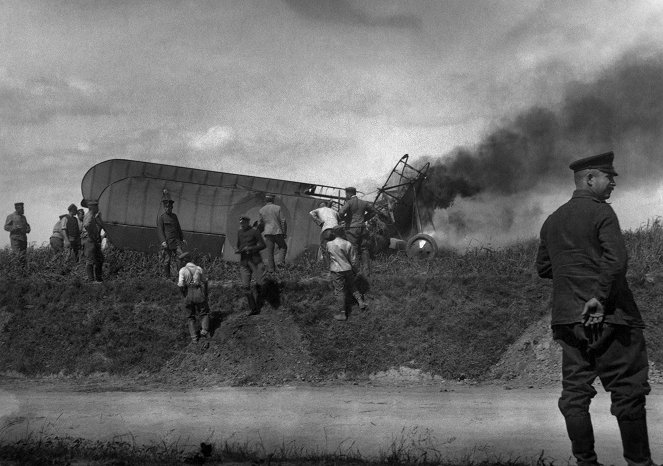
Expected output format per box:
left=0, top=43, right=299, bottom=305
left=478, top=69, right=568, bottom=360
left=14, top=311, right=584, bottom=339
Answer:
left=338, top=187, right=376, bottom=277
left=536, top=151, right=657, bottom=466
left=258, top=194, right=287, bottom=273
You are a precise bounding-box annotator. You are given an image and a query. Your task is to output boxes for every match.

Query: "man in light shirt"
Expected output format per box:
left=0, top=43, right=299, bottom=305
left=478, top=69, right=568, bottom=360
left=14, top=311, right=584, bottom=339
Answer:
left=258, top=194, right=287, bottom=273
left=309, top=200, right=339, bottom=265
left=177, top=252, right=210, bottom=344
left=326, top=227, right=367, bottom=322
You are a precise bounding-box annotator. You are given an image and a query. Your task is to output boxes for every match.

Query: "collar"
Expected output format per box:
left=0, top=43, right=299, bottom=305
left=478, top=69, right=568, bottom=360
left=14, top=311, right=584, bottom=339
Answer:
left=571, top=189, right=605, bottom=203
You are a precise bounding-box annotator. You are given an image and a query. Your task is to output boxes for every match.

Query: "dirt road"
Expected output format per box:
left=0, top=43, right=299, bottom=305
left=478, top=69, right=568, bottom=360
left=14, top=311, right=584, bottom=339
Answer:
left=1, top=383, right=662, bottom=464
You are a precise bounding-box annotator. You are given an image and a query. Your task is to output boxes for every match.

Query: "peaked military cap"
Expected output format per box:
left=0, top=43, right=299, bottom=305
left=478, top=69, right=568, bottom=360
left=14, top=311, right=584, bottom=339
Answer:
left=264, top=194, right=275, bottom=201
left=239, top=215, right=251, bottom=222
left=68, top=203, right=78, bottom=212
left=345, top=187, right=357, bottom=195
left=569, top=151, right=618, bottom=176
left=14, top=202, right=24, bottom=208
left=162, top=198, right=174, bottom=205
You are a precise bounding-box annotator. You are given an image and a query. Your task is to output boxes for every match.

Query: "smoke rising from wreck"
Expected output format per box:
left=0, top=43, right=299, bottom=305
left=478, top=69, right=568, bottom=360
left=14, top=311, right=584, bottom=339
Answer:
left=417, top=52, right=663, bottom=247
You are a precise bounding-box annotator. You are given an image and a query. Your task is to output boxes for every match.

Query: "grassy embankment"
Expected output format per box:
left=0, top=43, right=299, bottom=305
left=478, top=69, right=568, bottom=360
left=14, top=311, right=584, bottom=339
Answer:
left=0, top=219, right=662, bottom=385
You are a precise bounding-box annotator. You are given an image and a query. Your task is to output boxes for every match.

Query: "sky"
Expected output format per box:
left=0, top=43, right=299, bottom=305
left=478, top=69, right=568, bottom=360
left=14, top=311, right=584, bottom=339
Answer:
left=2, top=0, right=663, bottom=250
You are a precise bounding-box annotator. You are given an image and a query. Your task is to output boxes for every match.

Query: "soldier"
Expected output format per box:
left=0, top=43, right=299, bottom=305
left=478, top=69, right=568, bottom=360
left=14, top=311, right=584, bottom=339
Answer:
left=177, top=252, right=210, bottom=344
left=4, top=202, right=31, bottom=267
left=157, top=198, right=185, bottom=280
left=309, top=200, right=339, bottom=265
left=338, top=187, right=376, bottom=277
left=83, top=199, right=104, bottom=283
left=61, top=203, right=81, bottom=261
left=49, top=214, right=67, bottom=252
left=327, top=227, right=367, bottom=321
left=77, top=208, right=85, bottom=259
left=236, top=216, right=266, bottom=316
left=258, top=194, right=287, bottom=273
left=536, top=151, right=657, bottom=466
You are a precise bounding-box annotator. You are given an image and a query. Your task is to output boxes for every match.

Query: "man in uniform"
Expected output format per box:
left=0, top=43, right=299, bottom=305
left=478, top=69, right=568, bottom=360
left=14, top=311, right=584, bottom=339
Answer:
left=309, top=200, right=339, bottom=265
left=177, top=252, right=210, bottom=344
left=536, top=151, right=657, bottom=466
left=4, top=202, right=31, bottom=267
left=338, top=187, right=376, bottom=276
left=157, top=198, right=185, bottom=280
left=327, top=227, right=367, bottom=321
left=83, top=199, right=104, bottom=283
left=258, top=194, right=287, bottom=273
left=61, top=203, right=81, bottom=261
left=236, top=216, right=266, bottom=316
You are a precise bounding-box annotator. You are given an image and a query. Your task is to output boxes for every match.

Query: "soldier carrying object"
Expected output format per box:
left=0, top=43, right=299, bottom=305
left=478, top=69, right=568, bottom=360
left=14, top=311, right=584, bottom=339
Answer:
left=536, top=151, right=657, bottom=466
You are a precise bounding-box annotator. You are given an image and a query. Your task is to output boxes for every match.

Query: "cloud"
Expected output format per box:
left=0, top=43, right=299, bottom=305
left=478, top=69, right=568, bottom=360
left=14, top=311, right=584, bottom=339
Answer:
left=187, top=126, right=235, bottom=151
left=283, top=0, right=421, bottom=29
left=0, top=72, right=115, bottom=125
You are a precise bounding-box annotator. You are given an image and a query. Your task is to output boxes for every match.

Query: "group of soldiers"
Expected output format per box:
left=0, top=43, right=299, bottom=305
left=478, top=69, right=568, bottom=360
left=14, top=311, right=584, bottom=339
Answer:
left=4, top=151, right=659, bottom=466
left=4, top=199, right=105, bottom=282
left=158, top=187, right=377, bottom=331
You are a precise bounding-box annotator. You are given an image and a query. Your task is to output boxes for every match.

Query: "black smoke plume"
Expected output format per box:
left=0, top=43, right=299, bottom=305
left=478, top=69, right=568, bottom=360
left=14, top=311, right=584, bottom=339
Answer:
left=419, top=52, right=663, bottom=213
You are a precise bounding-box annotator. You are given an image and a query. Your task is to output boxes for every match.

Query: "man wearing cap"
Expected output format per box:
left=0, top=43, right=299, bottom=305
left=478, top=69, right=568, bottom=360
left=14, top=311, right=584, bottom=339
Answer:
left=258, top=194, right=287, bottom=273
left=236, top=216, right=266, bottom=316
left=83, top=200, right=104, bottom=282
left=309, top=200, right=340, bottom=266
left=4, top=202, right=31, bottom=266
left=50, top=214, right=67, bottom=252
left=177, top=252, right=210, bottom=344
left=326, top=227, right=368, bottom=321
left=76, top=208, right=85, bottom=259
left=536, top=151, right=657, bottom=466
left=61, top=203, right=81, bottom=261
left=338, top=187, right=376, bottom=276
left=157, top=198, right=185, bottom=280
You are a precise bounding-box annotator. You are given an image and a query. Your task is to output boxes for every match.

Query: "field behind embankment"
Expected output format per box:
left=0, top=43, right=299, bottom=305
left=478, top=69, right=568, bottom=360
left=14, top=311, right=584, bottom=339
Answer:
left=1, top=219, right=663, bottom=388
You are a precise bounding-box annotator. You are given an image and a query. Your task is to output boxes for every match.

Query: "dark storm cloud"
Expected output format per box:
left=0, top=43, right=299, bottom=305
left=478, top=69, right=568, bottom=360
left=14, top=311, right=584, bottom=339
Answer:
left=0, top=77, right=116, bottom=125
left=419, top=52, right=663, bottom=211
left=283, top=0, right=422, bottom=29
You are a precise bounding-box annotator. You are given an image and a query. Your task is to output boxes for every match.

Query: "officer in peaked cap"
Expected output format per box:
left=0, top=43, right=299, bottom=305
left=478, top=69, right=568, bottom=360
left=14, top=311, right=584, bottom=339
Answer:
left=536, top=151, right=657, bottom=466
left=157, top=194, right=184, bottom=280
left=4, top=201, right=31, bottom=265
left=568, top=150, right=618, bottom=176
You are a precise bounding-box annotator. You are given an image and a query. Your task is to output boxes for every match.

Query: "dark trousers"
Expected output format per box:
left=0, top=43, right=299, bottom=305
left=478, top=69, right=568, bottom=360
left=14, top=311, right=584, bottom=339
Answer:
left=10, top=237, right=27, bottom=267
left=264, top=234, right=287, bottom=272
left=319, top=229, right=334, bottom=264
left=240, top=255, right=266, bottom=313
left=181, top=297, right=210, bottom=341
left=84, top=239, right=104, bottom=281
left=331, top=270, right=359, bottom=313
left=345, top=226, right=371, bottom=276
left=554, top=324, right=652, bottom=466
left=159, top=243, right=183, bottom=278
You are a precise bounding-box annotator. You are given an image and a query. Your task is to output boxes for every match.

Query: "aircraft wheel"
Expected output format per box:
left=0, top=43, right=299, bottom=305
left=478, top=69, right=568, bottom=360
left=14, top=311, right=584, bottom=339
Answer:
left=406, top=234, right=438, bottom=259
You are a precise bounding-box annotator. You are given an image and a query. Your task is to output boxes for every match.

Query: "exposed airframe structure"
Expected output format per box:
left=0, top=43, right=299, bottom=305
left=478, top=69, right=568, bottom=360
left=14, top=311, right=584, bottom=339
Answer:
left=81, top=159, right=345, bottom=262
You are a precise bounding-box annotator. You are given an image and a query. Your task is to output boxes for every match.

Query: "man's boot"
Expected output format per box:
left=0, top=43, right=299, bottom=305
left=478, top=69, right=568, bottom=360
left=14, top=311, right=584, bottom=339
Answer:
left=86, top=264, right=95, bottom=282
left=618, top=416, right=654, bottom=466
left=200, top=315, right=210, bottom=338
left=188, top=319, right=198, bottom=343
left=246, top=293, right=259, bottom=316
left=565, top=415, right=599, bottom=466
left=94, top=263, right=103, bottom=282
left=352, top=291, right=368, bottom=311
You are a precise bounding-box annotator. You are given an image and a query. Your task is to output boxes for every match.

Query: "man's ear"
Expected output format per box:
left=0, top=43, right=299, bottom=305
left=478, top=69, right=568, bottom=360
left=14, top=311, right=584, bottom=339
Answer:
left=586, top=173, right=594, bottom=186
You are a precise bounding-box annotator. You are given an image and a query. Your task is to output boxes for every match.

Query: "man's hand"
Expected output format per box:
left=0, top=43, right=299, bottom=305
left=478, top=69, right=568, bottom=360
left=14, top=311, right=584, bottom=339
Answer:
left=161, top=241, right=167, bottom=248
left=582, top=297, right=605, bottom=341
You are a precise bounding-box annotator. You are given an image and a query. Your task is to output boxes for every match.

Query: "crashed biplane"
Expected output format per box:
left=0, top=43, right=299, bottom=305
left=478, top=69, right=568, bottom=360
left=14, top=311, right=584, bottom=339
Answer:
left=80, top=155, right=437, bottom=262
